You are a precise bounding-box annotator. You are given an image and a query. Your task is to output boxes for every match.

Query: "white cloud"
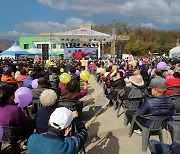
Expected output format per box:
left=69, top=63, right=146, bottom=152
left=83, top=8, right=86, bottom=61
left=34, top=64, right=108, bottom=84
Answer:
left=38, top=0, right=180, bottom=25
left=16, top=17, right=94, bottom=33
left=0, top=18, right=94, bottom=40
left=1, top=31, right=29, bottom=40
left=139, top=23, right=157, bottom=29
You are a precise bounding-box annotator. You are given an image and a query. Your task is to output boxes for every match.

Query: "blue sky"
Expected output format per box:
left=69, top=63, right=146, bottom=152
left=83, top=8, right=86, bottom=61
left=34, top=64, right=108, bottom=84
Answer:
left=0, top=0, right=180, bottom=40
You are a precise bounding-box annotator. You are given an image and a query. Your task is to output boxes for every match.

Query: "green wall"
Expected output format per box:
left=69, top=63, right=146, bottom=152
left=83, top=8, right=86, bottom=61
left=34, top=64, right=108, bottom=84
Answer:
left=19, top=37, right=51, bottom=49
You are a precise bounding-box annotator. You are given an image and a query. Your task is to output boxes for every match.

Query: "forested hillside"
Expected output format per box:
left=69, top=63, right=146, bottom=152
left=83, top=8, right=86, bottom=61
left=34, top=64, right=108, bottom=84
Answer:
left=93, top=22, right=180, bottom=56
left=0, top=39, right=13, bottom=52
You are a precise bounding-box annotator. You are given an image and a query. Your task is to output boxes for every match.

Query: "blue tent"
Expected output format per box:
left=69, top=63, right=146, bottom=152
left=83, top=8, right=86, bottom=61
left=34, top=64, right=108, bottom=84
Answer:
left=0, top=42, right=31, bottom=58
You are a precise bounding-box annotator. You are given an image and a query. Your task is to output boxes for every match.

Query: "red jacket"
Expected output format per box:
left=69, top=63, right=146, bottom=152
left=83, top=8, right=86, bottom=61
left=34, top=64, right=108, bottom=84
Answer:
left=166, top=78, right=180, bottom=96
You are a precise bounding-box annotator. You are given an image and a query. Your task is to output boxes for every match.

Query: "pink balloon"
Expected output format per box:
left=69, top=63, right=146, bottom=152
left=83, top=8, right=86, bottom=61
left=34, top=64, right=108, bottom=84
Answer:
left=14, top=87, right=33, bottom=108
left=32, top=79, right=38, bottom=89
left=157, top=62, right=167, bottom=70
left=75, top=70, right=80, bottom=76
left=143, top=59, right=148, bottom=64
left=0, top=125, right=3, bottom=141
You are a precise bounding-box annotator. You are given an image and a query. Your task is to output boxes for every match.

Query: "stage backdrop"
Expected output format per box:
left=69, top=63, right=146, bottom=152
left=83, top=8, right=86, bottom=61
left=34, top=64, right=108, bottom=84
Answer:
left=64, top=47, right=98, bottom=60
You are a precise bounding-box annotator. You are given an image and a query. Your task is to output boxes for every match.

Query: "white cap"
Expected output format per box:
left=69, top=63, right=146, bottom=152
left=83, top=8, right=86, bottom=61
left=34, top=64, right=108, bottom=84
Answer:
left=49, top=107, right=73, bottom=130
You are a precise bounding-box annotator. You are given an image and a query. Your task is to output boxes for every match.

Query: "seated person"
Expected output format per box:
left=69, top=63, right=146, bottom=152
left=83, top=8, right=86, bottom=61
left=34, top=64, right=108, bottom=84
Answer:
left=149, top=140, right=180, bottom=154
left=35, top=89, right=58, bottom=134
left=166, top=72, right=180, bottom=96
left=23, top=70, right=36, bottom=89
left=60, top=79, right=88, bottom=101
left=149, top=69, right=165, bottom=89
left=128, top=81, right=176, bottom=132
left=31, top=77, right=51, bottom=100
left=1, top=68, right=17, bottom=87
left=119, top=68, right=145, bottom=101
left=28, top=107, right=88, bottom=154
left=108, top=71, right=126, bottom=106
left=0, top=83, right=34, bottom=141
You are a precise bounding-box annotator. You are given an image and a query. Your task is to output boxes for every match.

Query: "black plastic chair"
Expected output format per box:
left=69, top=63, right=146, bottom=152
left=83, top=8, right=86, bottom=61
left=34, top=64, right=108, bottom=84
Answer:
left=129, top=114, right=166, bottom=152
left=165, top=114, right=180, bottom=142
left=122, top=98, right=143, bottom=126
left=0, top=126, right=23, bottom=154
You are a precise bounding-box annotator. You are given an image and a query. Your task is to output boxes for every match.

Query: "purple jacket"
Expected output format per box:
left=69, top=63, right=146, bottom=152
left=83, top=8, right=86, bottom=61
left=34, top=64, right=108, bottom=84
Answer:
left=0, top=103, right=32, bottom=127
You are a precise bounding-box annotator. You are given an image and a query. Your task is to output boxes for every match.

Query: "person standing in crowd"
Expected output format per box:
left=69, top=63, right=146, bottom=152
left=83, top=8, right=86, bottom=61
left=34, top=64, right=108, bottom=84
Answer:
left=28, top=107, right=88, bottom=154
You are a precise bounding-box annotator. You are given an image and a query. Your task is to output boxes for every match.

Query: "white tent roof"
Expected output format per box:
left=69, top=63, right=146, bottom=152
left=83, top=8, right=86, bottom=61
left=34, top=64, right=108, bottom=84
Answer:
left=0, top=42, right=30, bottom=58
left=27, top=44, right=42, bottom=55
left=59, top=28, right=110, bottom=37
left=5, top=42, right=26, bottom=52
left=169, top=45, right=180, bottom=58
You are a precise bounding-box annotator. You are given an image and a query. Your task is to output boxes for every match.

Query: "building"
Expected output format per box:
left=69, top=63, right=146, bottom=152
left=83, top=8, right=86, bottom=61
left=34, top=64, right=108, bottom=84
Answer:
left=19, top=25, right=111, bottom=60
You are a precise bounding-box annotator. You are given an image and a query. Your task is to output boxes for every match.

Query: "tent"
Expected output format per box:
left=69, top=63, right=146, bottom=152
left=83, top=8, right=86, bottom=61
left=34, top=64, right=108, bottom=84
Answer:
left=27, top=44, right=42, bottom=55
left=169, top=45, right=180, bottom=58
left=0, top=42, right=30, bottom=58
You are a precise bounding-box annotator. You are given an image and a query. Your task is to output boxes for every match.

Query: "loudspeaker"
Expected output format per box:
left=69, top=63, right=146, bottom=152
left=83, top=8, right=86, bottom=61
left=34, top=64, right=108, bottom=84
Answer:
left=42, top=44, right=49, bottom=60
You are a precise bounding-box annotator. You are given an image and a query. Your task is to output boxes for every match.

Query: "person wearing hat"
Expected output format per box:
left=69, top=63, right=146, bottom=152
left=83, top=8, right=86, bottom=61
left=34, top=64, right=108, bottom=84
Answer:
left=135, top=81, right=176, bottom=127
left=119, top=67, right=145, bottom=100
left=28, top=107, right=88, bottom=154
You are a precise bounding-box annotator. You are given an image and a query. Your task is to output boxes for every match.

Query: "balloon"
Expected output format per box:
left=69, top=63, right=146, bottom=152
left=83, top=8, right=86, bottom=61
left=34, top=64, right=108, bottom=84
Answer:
left=119, top=69, right=125, bottom=77
left=157, top=62, right=167, bottom=70
left=143, top=59, right=148, bottom=64
left=112, top=65, right=117, bottom=71
left=14, top=87, right=33, bottom=108
left=75, top=70, right=80, bottom=76
left=32, top=79, right=38, bottom=89
left=59, top=73, right=71, bottom=84
left=0, top=125, right=3, bottom=141
left=100, top=68, right=106, bottom=74
left=46, top=60, right=51, bottom=66
left=139, top=61, right=143, bottom=66
left=28, top=70, right=32, bottom=76
left=60, top=68, right=64, bottom=73
left=131, top=60, right=137, bottom=67
left=80, top=70, right=90, bottom=81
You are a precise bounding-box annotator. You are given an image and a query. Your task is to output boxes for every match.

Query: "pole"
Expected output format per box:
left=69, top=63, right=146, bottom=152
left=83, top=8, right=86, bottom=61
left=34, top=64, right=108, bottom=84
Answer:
left=111, top=21, right=116, bottom=58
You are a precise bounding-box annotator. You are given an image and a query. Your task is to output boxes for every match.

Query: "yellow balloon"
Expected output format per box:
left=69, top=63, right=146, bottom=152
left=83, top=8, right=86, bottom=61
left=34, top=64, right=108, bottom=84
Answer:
left=80, top=70, right=90, bottom=81
left=112, top=65, right=117, bottom=71
left=131, top=60, right=137, bottom=67
left=46, top=60, right=51, bottom=66
left=100, top=68, right=106, bottom=74
left=59, top=73, right=71, bottom=84
left=28, top=70, right=32, bottom=76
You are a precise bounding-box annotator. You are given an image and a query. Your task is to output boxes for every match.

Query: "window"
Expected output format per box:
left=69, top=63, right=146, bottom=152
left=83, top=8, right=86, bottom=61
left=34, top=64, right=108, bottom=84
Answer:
left=51, top=44, right=56, bottom=49
left=24, top=44, right=29, bottom=49
left=37, top=44, right=42, bottom=49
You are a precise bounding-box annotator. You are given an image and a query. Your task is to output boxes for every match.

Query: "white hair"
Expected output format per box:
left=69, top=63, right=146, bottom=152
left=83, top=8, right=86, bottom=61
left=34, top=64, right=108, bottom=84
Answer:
left=40, top=89, right=58, bottom=106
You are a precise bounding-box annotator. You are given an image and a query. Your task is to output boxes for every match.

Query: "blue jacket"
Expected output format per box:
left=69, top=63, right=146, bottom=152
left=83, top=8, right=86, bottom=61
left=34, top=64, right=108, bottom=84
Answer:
left=136, top=95, right=176, bottom=127
left=36, top=106, right=56, bottom=134
left=28, top=117, right=87, bottom=154
left=136, top=95, right=176, bottom=116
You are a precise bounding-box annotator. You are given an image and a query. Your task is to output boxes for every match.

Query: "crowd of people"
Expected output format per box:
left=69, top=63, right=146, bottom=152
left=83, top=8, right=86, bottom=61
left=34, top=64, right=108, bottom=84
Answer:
left=0, top=58, right=88, bottom=154
left=0, top=55, right=179, bottom=153
left=93, top=56, right=180, bottom=153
